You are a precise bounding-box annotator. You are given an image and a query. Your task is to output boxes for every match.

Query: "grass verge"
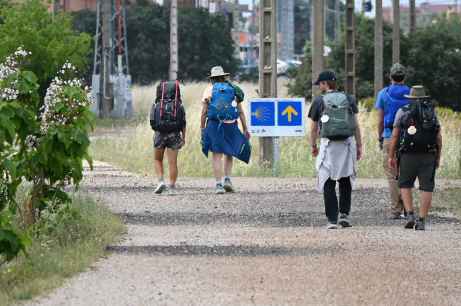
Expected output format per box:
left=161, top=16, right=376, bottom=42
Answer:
left=434, top=188, right=461, bottom=218
left=0, top=195, right=125, bottom=306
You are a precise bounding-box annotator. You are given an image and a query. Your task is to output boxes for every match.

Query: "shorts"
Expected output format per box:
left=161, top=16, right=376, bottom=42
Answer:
left=153, top=131, right=183, bottom=150
left=398, top=153, right=437, bottom=192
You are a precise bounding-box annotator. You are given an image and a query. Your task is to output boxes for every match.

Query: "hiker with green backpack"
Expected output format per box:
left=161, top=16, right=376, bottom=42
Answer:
left=308, top=71, right=363, bottom=229
left=388, top=85, right=442, bottom=230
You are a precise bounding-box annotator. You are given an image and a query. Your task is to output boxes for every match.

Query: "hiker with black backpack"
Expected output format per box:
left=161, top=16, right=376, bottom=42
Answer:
left=150, top=80, right=187, bottom=194
left=200, top=66, right=251, bottom=194
left=309, top=70, right=363, bottom=229
left=388, top=85, right=442, bottom=231
left=375, top=63, right=411, bottom=219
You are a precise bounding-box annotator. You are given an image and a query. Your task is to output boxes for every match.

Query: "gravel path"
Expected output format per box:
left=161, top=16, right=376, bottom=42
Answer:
left=27, top=162, right=461, bottom=306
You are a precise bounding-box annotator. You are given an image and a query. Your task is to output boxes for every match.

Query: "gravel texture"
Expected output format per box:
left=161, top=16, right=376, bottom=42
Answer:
left=26, top=162, right=461, bottom=306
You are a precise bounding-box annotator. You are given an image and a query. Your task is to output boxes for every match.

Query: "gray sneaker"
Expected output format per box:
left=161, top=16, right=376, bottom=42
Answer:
left=339, top=213, right=352, bottom=228
left=326, top=223, right=338, bottom=230
left=223, top=178, right=235, bottom=193
left=215, top=183, right=225, bottom=194
left=404, top=214, right=416, bottom=229
left=154, top=182, right=167, bottom=194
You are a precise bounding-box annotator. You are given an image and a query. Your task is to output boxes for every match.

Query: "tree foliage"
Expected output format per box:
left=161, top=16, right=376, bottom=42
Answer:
left=289, top=14, right=461, bottom=111
left=72, top=2, right=239, bottom=84
left=0, top=0, right=92, bottom=97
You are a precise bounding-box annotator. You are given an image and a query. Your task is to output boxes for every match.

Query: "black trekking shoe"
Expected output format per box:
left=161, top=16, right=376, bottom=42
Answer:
left=415, top=219, right=425, bottom=231
left=404, top=214, right=416, bottom=229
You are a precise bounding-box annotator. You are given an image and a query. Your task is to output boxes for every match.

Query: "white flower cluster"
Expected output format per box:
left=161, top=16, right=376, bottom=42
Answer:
left=40, top=62, right=92, bottom=134
left=0, top=47, right=31, bottom=101
left=25, top=135, right=40, bottom=150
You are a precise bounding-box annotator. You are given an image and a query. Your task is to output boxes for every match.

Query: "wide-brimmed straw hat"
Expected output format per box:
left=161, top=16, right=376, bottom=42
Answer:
left=404, top=85, right=430, bottom=99
left=209, top=66, right=230, bottom=78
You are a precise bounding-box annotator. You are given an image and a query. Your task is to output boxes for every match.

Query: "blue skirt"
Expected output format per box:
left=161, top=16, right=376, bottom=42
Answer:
left=201, top=120, right=251, bottom=164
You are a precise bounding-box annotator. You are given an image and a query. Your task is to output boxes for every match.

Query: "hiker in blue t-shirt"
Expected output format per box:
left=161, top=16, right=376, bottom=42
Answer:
left=200, top=66, right=251, bottom=194
left=375, top=63, right=410, bottom=219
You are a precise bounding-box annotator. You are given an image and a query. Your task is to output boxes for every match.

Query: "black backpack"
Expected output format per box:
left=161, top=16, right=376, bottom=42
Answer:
left=398, top=99, right=439, bottom=154
left=150, top=81, right=186, bottom=133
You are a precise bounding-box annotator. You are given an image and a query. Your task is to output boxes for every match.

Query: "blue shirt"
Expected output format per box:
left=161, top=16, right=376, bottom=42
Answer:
left=375, top=84, right=411, bottom=139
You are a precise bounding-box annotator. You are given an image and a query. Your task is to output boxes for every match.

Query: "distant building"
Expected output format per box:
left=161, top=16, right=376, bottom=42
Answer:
left=49, top=0, right=137, bottom=12
left=383, top=3, right=459, bottom=24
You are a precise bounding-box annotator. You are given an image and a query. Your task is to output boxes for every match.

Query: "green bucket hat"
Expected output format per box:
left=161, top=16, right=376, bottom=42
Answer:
left=390, top=63, right=406, bottom=76
left=404, top=85, right=430, bottom=99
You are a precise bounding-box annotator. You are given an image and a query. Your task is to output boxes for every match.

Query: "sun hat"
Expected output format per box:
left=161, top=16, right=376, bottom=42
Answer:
left=209, top=66, right=230, bottom=78
left=404, top=85, right=430, bottom=99
left=390, top=63, right=406, bottom=76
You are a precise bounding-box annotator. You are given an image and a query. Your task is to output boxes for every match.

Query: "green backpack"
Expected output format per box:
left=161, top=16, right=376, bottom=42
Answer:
left=319, top=92, right=356, bottom=140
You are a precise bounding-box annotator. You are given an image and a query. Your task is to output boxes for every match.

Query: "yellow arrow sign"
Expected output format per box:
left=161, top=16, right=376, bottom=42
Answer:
left=282, top=105, right=298, bottom=122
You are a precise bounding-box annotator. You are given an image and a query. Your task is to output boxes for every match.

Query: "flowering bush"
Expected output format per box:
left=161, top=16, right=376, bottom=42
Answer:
left=0, top=48, right=94, bottom=263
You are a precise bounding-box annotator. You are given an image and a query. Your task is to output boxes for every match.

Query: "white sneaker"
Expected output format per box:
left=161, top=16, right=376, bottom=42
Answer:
left=154, top=182, right=167, bottom=194
left=326, top=223, right=338, bottom=229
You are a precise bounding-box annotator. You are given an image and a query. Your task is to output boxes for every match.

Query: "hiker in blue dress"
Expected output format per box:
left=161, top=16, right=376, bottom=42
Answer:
left=375, top=63, right=410, bottom=219
left=200, top=66, right=251, bottom=194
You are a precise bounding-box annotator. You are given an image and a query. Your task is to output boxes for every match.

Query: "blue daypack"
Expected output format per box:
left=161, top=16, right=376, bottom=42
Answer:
left=383, top=85, right=410, bottom=129
left=207, top=82, right=239, bottom=121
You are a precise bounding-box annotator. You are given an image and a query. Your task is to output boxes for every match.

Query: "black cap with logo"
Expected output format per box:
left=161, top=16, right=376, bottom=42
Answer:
left=314, top=70, right=337, bottom=85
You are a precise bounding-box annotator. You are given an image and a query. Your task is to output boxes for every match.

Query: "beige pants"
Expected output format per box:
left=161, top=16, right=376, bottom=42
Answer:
left=383, top=139, right=403, bottom=214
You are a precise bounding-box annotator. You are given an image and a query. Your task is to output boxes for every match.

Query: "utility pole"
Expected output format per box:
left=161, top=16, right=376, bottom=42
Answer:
left=233, top=0, right=239, bottom=30
left=374, top=0, right=383, bottom=96
left=258, top=0, right=277, bottom=168
left=169, top=0, right=178, bottom=80
left=101, top=0, right=114, bottom=117
left=335, top=0, right=341, bottom=42
left=312, top=0, right=324, bottom=97
left=392, top=0, right=400, bottom=64
left=409, top=0, right=416, bottom=34
left=345, top=0, right=355, bottom=95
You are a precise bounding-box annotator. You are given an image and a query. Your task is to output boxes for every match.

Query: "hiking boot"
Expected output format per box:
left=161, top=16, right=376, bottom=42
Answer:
left=215, top=183, right=225, bottom=195
left=404, top=214, right=416, bottom=229
left=223, top=178, right=235, bottom=193
left=415, top=219, right=425, bottom=231
left=338, top=213, right=352, bottom=228
left=326, top=223, right=338, bottom=230
left=154, top=182, right=167, bottom=194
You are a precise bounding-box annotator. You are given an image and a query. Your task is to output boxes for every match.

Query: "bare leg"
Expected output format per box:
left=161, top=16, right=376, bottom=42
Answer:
left=154, top=148, right=165, bottom=181
left=400, top=188, right=414, bottom=212
left=224, top=155, right=233, bottom=177
left=419, top=191, right=433, bottom=218
left=212, top=153, right=224, bottom=183
left=166, top=149, right=179, bottom=187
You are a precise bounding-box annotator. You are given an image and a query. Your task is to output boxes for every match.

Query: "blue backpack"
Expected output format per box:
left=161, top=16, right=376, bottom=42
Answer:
left=383, top=85, right=410, bottom=129
left=207, top=82, right=239, bottom=121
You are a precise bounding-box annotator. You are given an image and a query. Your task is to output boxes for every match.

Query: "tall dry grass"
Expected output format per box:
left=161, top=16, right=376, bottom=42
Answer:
left=90, top=82, right=461, bottom=178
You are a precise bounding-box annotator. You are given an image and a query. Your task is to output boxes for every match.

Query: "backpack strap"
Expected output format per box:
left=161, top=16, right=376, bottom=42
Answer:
left=173, top=80, right=179, bottom=118
left=160, top=81, right=166, bottom=118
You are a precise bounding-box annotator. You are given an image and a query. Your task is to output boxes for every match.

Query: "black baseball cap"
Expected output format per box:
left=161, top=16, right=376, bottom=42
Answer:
left=314, top=70, right=337, bottom=85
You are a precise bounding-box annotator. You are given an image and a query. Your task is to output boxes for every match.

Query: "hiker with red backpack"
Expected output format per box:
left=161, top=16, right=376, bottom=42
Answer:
left=388, top=85, right=442, bottom=231
left=150, top=80, right=187, bottom=194
left=375, top=63, right=411, bottom=219
left=309, top=70, right=363, bottom=229
left=200, top=66, right=251, bottom=194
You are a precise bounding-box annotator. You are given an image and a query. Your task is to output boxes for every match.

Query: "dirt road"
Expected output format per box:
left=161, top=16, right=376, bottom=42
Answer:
left=27, top=162, right=461, bottom=306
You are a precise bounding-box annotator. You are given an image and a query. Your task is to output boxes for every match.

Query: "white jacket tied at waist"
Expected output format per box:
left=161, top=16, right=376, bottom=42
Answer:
left=316, top=136, right=357, bottom=192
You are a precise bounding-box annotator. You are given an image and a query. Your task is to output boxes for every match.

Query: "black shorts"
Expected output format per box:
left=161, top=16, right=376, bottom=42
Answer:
left=153, top=131, right=183, bottom=150
left=398, top=153, right=437, bottom=192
